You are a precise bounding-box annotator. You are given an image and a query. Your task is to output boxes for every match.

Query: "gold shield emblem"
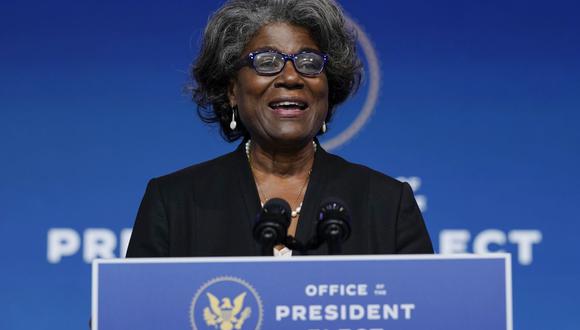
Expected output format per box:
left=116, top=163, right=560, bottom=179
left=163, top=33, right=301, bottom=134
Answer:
left=190, top=276, right=263, bottom=330
left=203, top=292, right=252, bottom=330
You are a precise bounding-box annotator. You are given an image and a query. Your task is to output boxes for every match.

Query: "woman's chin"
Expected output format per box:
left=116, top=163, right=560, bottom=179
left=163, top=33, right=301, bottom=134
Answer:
left=261, top=130, right=315, bottom=148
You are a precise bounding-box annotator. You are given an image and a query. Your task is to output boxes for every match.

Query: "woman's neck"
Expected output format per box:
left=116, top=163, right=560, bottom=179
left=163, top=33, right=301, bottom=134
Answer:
left=247, top=139, right=316, bottom=177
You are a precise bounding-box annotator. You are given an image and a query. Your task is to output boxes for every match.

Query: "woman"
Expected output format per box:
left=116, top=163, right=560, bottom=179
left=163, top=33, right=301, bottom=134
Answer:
left=126, top=0, right=433, bottom=257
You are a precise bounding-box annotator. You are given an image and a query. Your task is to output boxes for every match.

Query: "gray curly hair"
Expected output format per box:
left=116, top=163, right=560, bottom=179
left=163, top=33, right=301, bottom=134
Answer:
left=190, top=0, right=362, bottom=142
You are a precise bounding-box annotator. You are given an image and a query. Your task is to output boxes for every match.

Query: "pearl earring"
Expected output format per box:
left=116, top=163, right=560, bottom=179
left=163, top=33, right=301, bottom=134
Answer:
left=230, top=106, right=237, bottom=130
left=322, top=121, right=327, bottom=133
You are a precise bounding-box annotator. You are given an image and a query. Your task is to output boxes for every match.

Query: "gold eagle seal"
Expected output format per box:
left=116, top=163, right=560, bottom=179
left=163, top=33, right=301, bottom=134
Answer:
left=190, top=276, right=263, bottom=330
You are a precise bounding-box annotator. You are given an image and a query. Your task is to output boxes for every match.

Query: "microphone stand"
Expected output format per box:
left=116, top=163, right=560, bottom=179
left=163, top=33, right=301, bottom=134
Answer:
left=257, top=227, right=279, bottom=256
left=323, top=223, right=345, bottom=255
left=283, top=236, right=308, bottom=255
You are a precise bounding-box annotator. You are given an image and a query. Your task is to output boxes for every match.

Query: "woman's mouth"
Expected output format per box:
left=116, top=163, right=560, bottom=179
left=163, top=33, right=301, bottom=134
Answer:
left=268, top=100, right=308, bottom=118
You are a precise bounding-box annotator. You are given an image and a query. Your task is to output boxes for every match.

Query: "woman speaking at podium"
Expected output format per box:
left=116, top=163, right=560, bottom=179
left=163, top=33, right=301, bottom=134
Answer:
left=127, top=0, right=433, bottom=258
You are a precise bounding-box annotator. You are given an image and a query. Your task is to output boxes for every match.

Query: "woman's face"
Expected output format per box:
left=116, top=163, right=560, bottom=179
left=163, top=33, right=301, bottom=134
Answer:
left=229, top=22, right=329, bottom=148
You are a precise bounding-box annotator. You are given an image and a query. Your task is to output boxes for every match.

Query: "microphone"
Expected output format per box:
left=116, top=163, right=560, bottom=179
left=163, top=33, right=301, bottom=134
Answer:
left=316, top=198, right=351, bottom=255
left=253, top=198, right=291, bottom=256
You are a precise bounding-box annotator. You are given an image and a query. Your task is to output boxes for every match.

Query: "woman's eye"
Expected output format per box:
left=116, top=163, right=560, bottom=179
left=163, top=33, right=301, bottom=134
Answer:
left=258, top=58, right=276, bottom=67
left=299, top=60, right=317, bottom=68
left=297, top=57, right=321, bottom=69
left=256, top=55, right=283, bottom=68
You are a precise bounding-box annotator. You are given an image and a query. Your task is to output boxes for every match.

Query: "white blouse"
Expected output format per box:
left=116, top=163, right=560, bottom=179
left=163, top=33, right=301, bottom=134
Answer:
left=273, top=247, right=293, bottom=257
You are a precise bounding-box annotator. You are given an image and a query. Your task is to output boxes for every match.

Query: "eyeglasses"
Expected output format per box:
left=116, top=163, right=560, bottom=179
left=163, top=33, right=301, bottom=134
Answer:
left=242, top=50, right=329, bottom=76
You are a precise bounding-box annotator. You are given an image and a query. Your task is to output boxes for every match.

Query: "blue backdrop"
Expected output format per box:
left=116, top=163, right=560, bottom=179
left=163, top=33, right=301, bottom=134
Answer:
left=1, top=0, right=579, bottom=329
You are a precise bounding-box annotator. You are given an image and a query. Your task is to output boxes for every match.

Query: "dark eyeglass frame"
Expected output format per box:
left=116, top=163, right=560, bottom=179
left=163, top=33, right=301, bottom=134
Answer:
left=241, top=50, right=329, bottom=76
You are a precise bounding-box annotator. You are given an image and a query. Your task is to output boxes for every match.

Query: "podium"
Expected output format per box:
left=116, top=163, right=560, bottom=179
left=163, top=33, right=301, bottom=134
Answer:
left=92, top=254, right=512, bottom=330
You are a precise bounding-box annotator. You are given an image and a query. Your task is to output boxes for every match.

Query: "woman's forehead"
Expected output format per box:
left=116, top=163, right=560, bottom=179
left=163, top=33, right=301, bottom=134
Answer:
left=243, top=22, right=320, bottom=54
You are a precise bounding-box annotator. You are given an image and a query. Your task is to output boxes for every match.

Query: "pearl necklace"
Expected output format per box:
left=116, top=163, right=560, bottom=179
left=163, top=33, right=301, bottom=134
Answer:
left=245, top=140, right=316, bottom=218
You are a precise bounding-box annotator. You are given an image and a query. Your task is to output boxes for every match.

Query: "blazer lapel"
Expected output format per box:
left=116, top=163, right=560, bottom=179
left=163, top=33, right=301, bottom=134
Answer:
left=233, top=142, right=263, bottom=254
left=294, top=141, right=331, bottom=254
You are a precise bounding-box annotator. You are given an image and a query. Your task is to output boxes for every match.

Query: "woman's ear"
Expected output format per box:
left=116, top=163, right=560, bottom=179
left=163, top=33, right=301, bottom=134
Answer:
left=227, top=78, right=237, bottom=107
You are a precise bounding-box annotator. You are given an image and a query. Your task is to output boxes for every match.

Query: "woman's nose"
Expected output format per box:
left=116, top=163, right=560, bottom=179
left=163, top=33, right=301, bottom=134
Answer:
left=274, top=60, right=304, bottom=90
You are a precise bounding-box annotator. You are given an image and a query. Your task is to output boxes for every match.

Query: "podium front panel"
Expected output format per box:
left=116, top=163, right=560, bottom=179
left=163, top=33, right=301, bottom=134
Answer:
left=92, top=254, right=512, bottom=330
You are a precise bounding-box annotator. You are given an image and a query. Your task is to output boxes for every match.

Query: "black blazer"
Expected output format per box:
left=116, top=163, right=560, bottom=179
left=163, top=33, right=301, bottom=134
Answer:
left=126, top=142, right=433, bottom=257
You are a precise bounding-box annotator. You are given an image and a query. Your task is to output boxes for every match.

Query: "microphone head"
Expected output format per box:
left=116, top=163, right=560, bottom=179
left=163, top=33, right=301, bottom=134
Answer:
left=317, top=198, right=351, bottom=242
left=261, top=198, right=292, bottom=224
left=253, top=198, right=291, bottom=244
